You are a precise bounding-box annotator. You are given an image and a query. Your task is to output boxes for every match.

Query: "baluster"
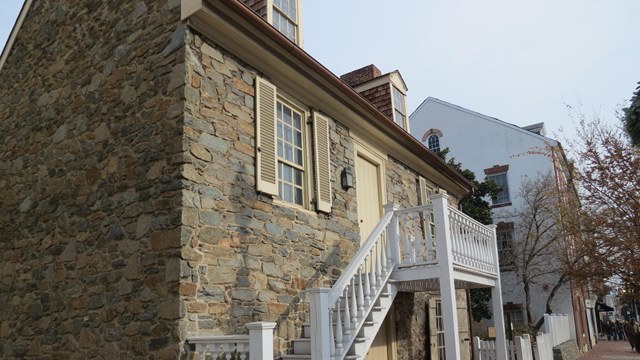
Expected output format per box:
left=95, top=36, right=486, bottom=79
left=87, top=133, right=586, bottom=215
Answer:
left=471, top=220, right=479, bottom=267
left=211, top=343, right=220, bottom=360
left=375, top=243, right=382, bottom=286
left=350, top=278, right=358, bottom=324
left=225, top=343, right=233, bottom=360
left=343, top=289, right=351, bottom=336
left=369, top=249, right=377, bottom=294
left=329, top=309, right=336, bottom=357
left=335, top=299, right=343, bottom=353
left=381, top=230, right=388, bottom=273
left=384, top=228, right=392, bottom=269
left=357, top=267, right=365, bottom=318
left=363, top=257, right=371, bottom=305
left=414, top=214, right=423, bottom=262
left=403, top=231, right=412, bottom=264
left=240, top=348, right=247, bottom=360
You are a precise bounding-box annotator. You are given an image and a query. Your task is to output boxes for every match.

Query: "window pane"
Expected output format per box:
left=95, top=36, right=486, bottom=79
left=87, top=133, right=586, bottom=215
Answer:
left=294, top=168, right=303, bottom=185
left=295, top=148, right=303, bottom=166
left=284, top=106, right=292, bottom=125
left=283, top=183, right=293, bottom=202
left=277, top=139, right=283, bottom=158
left=285, top=124, right=293, bottom=142
left=295, top=187, right=303, bottom=205
left=283, top=164, right=292, bottom=182
left=294, top=130, right=302, bottom=147
left=285, top=143, right=293, bottom=162
left=294, top=112, right=301, bottom=129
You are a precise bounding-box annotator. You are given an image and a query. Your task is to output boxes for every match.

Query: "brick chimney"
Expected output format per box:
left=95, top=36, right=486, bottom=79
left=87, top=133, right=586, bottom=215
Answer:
left=340, top=64, right=382, bottom=87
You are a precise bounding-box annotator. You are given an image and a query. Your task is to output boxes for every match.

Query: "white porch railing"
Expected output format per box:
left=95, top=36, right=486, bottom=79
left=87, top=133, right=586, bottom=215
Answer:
left=543, top=314, right=571, bottom=346
left=309, top=193, right=505, bottom=360
left=186, top=322, right=276, bottom=360
left=309, top=206, right=398, bottom=360
left=395, top=204, right=498, bottom=276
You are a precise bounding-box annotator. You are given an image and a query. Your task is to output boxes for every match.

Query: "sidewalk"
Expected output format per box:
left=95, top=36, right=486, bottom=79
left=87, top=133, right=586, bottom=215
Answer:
left=580, top=339, right=640, bottom=359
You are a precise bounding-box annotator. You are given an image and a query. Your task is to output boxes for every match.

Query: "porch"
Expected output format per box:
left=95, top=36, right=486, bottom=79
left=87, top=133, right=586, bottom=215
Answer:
left=188, top=192, right=509, bottom=359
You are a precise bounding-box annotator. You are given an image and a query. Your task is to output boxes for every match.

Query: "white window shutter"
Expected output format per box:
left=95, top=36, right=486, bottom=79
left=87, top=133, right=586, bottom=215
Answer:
left=418, top=176, right=428, bottom=205
left=312, top=111, right=332, bottom=213
left=255, top=77, right=279, bottom=196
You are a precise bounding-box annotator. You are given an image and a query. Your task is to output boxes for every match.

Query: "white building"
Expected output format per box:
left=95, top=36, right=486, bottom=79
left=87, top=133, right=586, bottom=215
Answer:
left=410, top=97, right=591, bottom=349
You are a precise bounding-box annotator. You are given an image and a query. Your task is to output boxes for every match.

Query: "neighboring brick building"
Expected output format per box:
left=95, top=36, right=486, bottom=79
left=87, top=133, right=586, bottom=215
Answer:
left=0, top=1, right=490, bottom=359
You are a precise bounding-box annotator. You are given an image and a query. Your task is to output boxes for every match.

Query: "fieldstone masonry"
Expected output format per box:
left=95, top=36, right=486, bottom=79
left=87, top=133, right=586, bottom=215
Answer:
left=0, top=1, right=470, bottom=359
left=0, top=1, right=185, bottom=359
left=179, top=31, right=362, bottom=354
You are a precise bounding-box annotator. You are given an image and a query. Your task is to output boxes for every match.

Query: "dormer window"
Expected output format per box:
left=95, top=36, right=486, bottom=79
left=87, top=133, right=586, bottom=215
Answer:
left=392, top=86, right=407, bottom=129
left=272, top=0, right=299, bottom=44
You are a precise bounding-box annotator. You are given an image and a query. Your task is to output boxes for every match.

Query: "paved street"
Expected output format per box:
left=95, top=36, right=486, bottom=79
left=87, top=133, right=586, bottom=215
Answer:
left=581, top=340, right=640, bottom=359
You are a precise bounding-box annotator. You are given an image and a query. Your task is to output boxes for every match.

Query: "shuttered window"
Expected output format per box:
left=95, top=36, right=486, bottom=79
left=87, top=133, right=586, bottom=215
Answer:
left=255, top=76, right=332, bottom=212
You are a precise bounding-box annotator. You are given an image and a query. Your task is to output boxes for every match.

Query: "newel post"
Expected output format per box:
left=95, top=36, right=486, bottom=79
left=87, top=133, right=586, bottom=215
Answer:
left=308, top=288, right=331, bottom=360
left=246, top=321, right=277, bottom=360
left=488, top=224, right=508, bottom=360
left=383, top=203, right=401, bottom=266
left=431, top=191, right=462, bottom=360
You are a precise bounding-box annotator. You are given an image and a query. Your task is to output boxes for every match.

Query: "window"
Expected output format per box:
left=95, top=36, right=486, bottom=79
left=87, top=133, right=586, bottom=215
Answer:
left=487, top=172, right=510, bottom=205
left=427, top=134, right=440, bottom=152
left=496, top=225, right=515, bottom=270
left=504, top=308, right=525, bottom=329
left=435, top=300, right=445, bottom=360
left=255, top=77, right=332, bottom=213
left=276, top=101, right=305, bottom=205
left=272, top=0, right=298, bottom=43
left=392, top=86, right=407, bottom=128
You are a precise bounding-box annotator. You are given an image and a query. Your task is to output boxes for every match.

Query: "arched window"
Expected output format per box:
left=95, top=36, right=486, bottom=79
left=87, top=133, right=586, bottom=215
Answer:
left=427, top=134, right=440, bottom=152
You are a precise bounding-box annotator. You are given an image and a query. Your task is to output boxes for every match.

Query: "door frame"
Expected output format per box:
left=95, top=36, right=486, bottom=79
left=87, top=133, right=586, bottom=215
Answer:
left=353, top=135, right=387, bottom=219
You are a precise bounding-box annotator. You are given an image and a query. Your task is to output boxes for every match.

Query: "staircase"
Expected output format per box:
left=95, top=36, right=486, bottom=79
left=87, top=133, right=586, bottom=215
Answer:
left=282, top=193, right=508, bottom=360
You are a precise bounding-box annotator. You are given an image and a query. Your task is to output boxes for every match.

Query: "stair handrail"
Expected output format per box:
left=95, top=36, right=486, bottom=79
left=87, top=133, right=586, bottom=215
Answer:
left=328, top=209, right=395, bottom=305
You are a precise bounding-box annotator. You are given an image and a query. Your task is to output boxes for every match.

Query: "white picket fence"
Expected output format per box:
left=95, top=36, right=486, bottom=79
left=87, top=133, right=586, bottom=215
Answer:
left=532, top=332, right=554, bottom=360
left=474, top=334, right=533, bottom=360
left=542, top=313, right=571, bottom=347
left=475, top=313, right=572, bottom=360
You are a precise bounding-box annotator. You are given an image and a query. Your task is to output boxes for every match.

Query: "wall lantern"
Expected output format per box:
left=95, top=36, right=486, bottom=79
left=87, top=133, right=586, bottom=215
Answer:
left=341, top=167, right=354, bottom=190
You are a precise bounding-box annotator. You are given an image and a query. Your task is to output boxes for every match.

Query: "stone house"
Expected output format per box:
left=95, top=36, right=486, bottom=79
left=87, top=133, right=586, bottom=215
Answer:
left=410, top=97, right=592, bottom=351
left=0, top=1, right=506, bottom=359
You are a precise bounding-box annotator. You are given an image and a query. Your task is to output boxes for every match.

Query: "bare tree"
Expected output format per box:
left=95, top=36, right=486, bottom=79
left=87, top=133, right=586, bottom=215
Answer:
left=563, top=111, right=640, bottom=296
left=497, top=172, right=572, bottom=328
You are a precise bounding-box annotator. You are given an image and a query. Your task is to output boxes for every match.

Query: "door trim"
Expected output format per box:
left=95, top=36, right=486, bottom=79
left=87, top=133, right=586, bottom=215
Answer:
left=353, top=137, right=387, bottom=209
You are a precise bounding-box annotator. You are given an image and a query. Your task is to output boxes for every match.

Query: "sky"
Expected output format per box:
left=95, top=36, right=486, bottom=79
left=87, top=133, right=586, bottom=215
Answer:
left=303, top=0, right=639, bottom=141
left=1, top=1, right=638, bottom=142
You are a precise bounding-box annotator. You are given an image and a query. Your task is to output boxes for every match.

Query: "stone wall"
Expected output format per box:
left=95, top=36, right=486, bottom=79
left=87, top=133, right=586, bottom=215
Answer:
left=0, top=1, right=185, bottom=358
left=179, top=30, right=362, bottom=354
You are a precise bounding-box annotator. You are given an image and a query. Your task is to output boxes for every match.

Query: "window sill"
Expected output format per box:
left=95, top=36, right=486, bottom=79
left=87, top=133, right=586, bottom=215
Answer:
left=272, top=198, right=319, bottom=217
left=490, top=202, right=512, bottom=209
